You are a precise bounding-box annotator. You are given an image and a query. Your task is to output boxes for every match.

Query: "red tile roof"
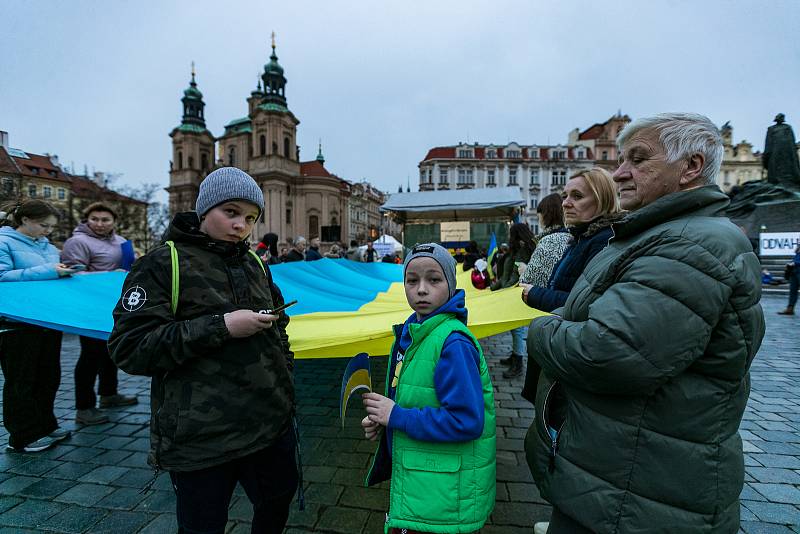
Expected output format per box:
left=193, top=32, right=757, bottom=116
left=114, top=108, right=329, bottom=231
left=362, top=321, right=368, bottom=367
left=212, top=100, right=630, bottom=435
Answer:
left=68, top=174, right=147, bottom=205
left=578, top=123, right=605, bottom=140
left=423, top=147, right=456, bottom=160
left=300, top=160, right=334, bottom=178
left=8, top=151, right=72, bottom=184
left=0, top=147, right=21, bottom=174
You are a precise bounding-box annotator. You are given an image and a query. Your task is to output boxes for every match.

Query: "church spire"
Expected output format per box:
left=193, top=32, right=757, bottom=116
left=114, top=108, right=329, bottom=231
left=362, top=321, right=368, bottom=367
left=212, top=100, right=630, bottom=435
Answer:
left=261, top=31, right=288, bottom=109
left=181, top=61, right=206, bottom=128
left=316, top=139, right=325, bottom=163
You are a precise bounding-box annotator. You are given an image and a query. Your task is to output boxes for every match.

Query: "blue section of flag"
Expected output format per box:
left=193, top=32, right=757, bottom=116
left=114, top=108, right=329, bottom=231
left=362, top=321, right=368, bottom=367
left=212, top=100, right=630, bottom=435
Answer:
left=0, top=258, right=403, bottom=340
left=486, top=232, right=498, bottom=279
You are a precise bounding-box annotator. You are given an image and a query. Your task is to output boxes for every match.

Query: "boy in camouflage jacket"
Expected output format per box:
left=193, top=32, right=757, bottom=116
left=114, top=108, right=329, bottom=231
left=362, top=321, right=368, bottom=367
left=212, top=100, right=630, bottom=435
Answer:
left=109, top=167, right=297, bottom=533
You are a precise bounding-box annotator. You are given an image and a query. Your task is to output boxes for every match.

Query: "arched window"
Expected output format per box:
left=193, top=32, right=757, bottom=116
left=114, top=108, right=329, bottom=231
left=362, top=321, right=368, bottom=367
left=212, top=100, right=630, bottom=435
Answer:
left=284, top=137, right=291, bottom=159
left=188, top=156, right=194, bottom=169
left=260, top=135, right=266, bottom=156
left=228, top=146, right=236, bottom=166
left=177, top=151, right=183, bottom=170
left=201, top=153, right=208, bottom=170
left=309, top=215, right=319, bottom=239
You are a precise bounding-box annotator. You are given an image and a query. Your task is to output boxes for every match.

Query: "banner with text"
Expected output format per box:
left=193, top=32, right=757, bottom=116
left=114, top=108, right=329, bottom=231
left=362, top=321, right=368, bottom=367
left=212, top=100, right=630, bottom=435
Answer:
left=760, top=232, right=800, bottom=256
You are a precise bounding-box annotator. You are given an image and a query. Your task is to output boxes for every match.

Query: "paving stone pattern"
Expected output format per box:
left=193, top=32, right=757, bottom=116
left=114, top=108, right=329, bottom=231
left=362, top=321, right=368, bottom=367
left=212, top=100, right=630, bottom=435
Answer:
left=0, top=294, right=796, bottom=532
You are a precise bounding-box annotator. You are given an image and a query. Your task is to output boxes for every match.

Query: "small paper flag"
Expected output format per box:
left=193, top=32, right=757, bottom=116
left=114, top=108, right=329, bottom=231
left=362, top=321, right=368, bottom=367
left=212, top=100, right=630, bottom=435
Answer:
left=340, top=352, right=372, bottom=427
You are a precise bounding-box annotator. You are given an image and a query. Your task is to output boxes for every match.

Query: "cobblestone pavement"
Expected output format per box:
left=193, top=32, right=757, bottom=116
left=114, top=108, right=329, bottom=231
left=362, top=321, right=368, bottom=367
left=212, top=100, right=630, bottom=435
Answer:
left=0, top=294, right=796, bottom=533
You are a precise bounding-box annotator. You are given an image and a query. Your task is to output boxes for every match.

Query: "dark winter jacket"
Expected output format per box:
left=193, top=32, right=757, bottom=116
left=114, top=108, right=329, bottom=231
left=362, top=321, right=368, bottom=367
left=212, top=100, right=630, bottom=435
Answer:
left=305, top=247, right=323, bottom=261
left=491, top=242, right=535, bottom=291
left=525, top=215, right=621, bottom=312
left=283, top=249, right=304, bottom=262
left=108, top=212, right=294, bottom=472
left=526, top=186, right=765, bottom=533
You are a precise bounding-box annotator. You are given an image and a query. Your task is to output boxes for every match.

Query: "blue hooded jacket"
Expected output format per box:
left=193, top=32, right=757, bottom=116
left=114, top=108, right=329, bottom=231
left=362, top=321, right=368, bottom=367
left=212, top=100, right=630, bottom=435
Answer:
left=0, top=226, right=61, bottom=282
left=387, top=289, right=484, bottom=443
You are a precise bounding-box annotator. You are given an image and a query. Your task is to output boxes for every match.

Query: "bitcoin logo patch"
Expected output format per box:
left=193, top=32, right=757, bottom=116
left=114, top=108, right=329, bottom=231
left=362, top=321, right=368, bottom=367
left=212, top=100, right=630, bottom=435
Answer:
left=122, top=286, right=148, bottom=312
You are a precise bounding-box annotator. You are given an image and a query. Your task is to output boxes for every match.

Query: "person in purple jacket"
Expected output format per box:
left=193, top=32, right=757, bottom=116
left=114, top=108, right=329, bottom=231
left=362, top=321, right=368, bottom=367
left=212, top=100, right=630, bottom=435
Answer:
left=62, top=202, right=137, bottom=425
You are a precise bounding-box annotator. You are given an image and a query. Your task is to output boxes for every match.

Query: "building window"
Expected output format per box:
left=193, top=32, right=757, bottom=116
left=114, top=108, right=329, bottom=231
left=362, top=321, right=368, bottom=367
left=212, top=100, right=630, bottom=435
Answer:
left=57, top=188, right=65, bottom=200
left=439, top=169, right=448, bottom=184
left=309, top=215, right=319, bottom=239
left=201, top=153, right=208, bottom=170
left=508, top=167, right=518, bottom=185
left=458, top=149, right=472, bottom=158
left=602, top=151, right=608, bottom=160
left=260, top=135, right=266, bottom=156
left=530, top=169, right=540, bottom=184
left=577, top=149, right=585, bottom=159
left=530, top=198, right=538, bottom=209
left=43, top=186, right=52, bottom=199
left=286, top=208, right=292, bottom=224
left=551, top=170, right=567, bottom=186
left=487, top=150, right=496, bottom=159
left=178, top=151, right=183, bottom=169
left=506, top=150, right=521, bottom=158
left=487, top=169, right=496, bottom=184
left=284, top=137, right=291, bottom=159
left=228, top=146, right=236, bottom=166
left=28, top=184, right=37, bottom=197
left=2, top=177, right=12, bottom=195
left=551, top=150, right=565, bottom=160
left=530, top=149, right=539, bottom=159
left=188, top=156, right=194, bottom=169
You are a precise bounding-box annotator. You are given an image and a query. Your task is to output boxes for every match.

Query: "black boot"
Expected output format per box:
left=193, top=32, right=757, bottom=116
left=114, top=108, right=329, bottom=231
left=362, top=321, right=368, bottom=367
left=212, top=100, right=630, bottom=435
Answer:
left=499, top=353, right=514, bottom=366
left=503, top=355, right=524, bottom=379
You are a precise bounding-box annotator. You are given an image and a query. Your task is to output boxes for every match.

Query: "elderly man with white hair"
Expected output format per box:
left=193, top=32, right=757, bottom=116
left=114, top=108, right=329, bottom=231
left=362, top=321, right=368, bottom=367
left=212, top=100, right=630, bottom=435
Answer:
left=526, top=113, right=765, bottom=533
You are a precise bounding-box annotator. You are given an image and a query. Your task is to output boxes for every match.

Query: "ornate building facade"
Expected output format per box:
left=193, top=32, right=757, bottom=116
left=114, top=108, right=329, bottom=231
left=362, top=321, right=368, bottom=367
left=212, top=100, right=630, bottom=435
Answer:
left=717, top=121, right=762, bottom=192
left=167, top=40, right=379, bottom=246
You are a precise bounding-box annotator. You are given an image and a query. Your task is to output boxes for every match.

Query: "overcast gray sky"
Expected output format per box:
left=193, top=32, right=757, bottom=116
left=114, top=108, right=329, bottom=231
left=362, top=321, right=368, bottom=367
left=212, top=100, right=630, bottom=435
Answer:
left=2, top=1, right=798, bottom=196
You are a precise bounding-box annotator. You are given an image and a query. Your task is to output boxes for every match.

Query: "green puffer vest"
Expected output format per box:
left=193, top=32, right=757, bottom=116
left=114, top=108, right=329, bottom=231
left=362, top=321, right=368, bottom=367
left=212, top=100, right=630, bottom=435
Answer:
left=385, top=314, right=496, bottom=534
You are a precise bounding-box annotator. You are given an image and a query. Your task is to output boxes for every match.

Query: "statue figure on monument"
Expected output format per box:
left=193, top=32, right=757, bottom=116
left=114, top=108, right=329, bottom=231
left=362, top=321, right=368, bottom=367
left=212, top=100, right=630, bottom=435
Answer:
left=763, top=113, right=800, bottom=188
left=726, top=113, right=800, bottom=218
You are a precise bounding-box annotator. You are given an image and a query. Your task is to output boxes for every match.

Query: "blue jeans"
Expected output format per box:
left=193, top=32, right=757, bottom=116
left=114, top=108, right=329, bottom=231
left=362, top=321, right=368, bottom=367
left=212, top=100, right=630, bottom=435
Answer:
left=789, top=269, right=799, bottom=307
left=511, top=326, right=528, bottom=357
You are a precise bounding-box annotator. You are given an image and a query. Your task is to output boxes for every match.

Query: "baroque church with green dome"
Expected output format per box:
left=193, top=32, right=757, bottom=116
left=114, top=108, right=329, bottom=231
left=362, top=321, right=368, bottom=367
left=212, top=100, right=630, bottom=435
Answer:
left=167, top=37, right=360, bottom=245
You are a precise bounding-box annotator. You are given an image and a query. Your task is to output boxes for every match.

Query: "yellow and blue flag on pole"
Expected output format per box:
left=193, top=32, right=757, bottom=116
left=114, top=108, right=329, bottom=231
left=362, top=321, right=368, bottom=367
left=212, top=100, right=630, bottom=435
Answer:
left=486, top=232, right=498, bottom=279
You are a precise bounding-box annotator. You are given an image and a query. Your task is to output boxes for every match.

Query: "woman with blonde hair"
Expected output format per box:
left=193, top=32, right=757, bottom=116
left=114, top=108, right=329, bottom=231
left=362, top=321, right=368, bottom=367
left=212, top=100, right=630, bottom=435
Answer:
left=520, top=168, right=623, bottom=402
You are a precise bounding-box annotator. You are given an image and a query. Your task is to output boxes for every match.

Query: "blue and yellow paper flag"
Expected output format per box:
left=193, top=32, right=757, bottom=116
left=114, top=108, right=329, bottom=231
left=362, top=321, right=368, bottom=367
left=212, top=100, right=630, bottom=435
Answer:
left=339, top=352, right=372, bottom=427
left=486, top=232, right=498, bottom=279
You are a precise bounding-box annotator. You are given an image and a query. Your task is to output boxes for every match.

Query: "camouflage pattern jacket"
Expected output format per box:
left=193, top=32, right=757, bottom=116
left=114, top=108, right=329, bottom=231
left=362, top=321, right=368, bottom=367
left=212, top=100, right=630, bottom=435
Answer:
left=108, top=212, right=294, bottom=472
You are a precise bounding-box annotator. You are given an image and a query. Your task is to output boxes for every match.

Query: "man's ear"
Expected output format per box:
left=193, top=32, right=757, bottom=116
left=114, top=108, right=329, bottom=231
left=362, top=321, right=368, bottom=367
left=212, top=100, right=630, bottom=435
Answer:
left=680, top=153, right=706, bottom=186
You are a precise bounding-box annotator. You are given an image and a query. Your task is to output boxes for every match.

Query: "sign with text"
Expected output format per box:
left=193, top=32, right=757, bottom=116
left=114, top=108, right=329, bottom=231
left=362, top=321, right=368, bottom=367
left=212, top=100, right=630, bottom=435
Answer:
left=440, top=221, right=471, bottom=243
left=760, top=232, right=800, bottom=256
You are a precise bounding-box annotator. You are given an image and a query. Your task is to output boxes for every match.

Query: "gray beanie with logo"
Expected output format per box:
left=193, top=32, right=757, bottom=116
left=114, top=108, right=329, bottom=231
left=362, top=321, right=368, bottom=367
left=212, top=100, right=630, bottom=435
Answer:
left=195, top=167, right=264, bottom=217
left=403, top=243, right=457, bottom=298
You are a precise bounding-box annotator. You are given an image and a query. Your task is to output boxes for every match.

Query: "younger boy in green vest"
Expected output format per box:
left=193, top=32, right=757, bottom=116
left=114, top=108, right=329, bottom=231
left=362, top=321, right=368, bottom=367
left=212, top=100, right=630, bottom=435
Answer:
left=363, top=243, right=497, bottom=534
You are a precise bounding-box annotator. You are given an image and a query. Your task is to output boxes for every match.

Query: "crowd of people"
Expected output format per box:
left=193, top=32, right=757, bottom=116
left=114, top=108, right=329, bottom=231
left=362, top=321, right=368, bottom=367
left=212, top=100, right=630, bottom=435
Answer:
left=0, top=112, right=783, bottom=533
left=254, top=233, right=401, bottom=264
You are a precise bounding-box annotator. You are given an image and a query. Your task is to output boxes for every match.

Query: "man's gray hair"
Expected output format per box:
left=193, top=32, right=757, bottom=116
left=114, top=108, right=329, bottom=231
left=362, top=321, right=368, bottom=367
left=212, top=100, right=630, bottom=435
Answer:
left=294, top=236, right=306, bottom=245
left=617, top=112, right=723, bottom=185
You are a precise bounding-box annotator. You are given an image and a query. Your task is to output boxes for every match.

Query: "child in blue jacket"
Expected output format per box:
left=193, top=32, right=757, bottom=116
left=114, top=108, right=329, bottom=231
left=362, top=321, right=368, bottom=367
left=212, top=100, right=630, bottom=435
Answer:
left=362, top=243, right=496, bottom=534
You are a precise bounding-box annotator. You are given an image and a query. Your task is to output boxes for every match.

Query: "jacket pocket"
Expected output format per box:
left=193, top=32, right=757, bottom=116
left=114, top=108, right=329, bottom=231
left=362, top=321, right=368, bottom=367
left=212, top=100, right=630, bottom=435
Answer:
left=399, top=450, right=462, bottom=523
left=538, top=380, right=567, bottom=473
left=172, top=381, right=195, bottom=443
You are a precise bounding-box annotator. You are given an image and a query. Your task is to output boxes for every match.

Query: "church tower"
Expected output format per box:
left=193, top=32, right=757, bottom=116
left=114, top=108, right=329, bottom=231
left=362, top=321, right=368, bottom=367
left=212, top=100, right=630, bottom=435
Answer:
left=167, top=63, right=215, bottom=214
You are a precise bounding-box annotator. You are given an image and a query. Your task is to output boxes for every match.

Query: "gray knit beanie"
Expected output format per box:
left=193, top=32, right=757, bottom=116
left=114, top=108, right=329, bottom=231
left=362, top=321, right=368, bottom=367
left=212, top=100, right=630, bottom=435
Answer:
left=403, top=243, right=457, bottom=298
left=195, top=167, right=264, bottom=217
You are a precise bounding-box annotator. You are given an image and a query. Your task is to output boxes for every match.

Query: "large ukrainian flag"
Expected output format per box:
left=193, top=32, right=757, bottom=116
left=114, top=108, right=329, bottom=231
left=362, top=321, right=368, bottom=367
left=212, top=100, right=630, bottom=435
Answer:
left=0, top=259, right=546, bottom=359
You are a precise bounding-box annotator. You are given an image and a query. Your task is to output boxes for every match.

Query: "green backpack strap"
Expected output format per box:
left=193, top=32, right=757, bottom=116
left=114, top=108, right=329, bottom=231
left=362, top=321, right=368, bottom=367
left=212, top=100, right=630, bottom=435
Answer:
left=165, top=241, right=180, bottom=315
left=165, top=242, right=268, bottom=316
left=248, top=250, right=268, bottom=276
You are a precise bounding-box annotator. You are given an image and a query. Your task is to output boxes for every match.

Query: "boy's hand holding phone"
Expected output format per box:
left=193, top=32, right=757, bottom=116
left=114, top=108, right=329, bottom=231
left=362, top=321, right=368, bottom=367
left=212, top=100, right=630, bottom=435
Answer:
left=224, top=310, right=277, bottom=337
left=362, top=392, right=396, bottom=427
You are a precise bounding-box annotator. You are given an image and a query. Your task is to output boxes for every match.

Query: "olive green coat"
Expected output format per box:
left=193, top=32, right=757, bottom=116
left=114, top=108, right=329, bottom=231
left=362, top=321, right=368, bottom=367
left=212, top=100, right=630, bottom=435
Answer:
left=526, top=186, right=765, bottom=533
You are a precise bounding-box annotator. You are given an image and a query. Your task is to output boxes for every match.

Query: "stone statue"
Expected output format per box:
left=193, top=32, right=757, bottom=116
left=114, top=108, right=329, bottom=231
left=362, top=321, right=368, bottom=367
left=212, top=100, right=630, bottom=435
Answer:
left=763, top=113, right=800, bottom=188
left=726, top=113, right=800, bottom=218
